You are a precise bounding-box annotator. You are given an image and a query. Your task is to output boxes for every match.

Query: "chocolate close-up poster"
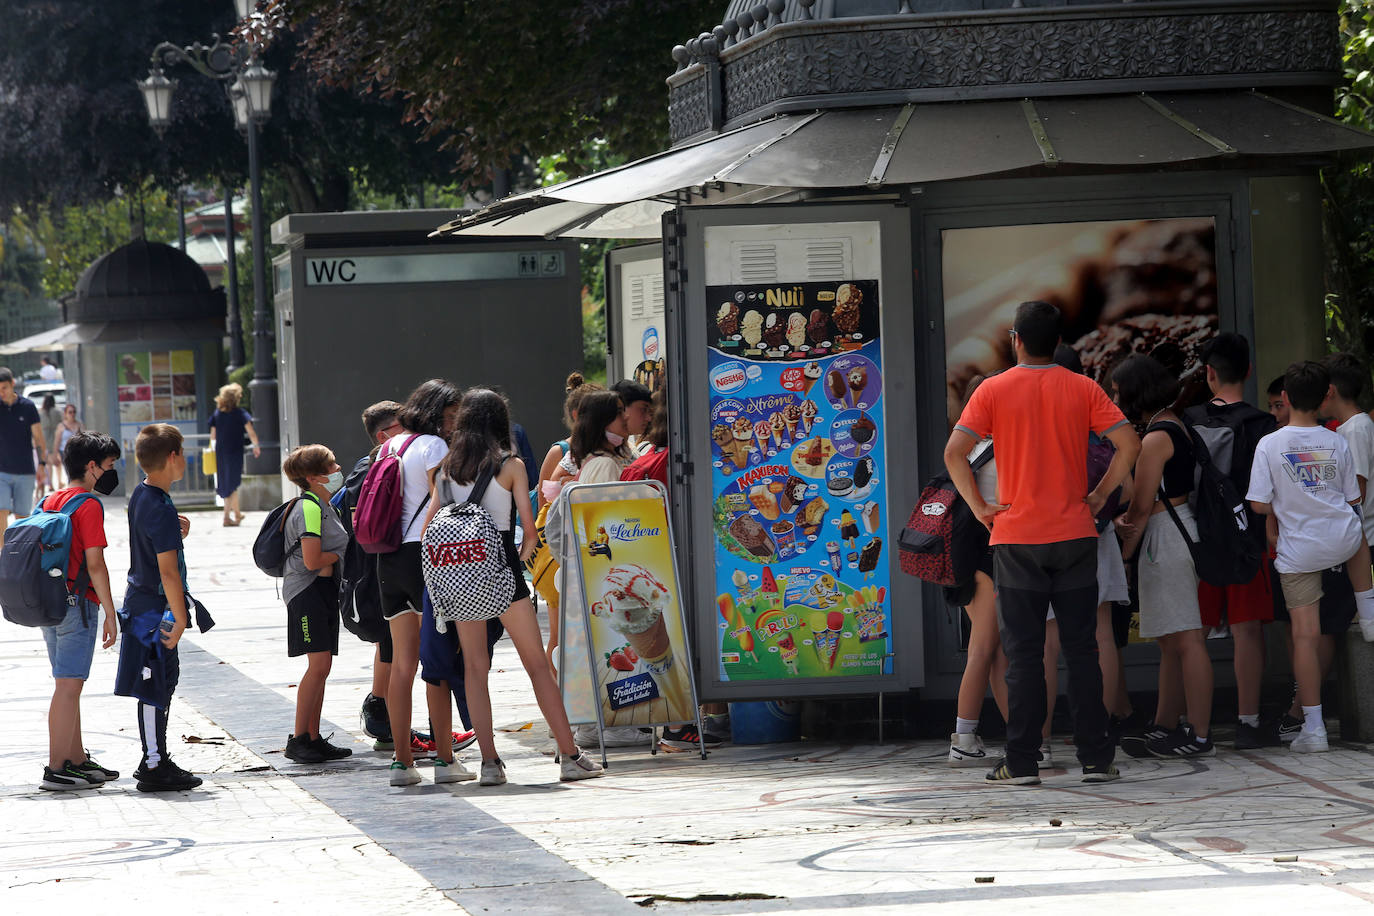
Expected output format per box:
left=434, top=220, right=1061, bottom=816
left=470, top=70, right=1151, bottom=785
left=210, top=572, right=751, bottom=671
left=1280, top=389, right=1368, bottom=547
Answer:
left=706, top=280, right=892, bottom=683
left=941, top=218, right=1219, bottom=427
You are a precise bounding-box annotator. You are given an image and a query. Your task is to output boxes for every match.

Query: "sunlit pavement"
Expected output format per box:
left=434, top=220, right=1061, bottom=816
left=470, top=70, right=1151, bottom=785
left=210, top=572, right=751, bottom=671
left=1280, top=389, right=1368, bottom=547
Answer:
left=5, top=504, right=1374, bottom=914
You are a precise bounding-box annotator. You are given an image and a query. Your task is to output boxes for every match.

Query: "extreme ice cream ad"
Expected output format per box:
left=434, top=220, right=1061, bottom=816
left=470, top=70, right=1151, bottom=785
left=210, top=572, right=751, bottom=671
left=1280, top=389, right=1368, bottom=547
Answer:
left=570, top=497, right=696, bottom=726
left=707, top=280, right=892, bottom=681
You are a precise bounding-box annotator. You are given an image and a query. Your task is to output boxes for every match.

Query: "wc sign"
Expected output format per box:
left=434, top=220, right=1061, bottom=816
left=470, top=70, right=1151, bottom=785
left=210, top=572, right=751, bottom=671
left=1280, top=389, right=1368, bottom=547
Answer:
left=304, top=251, right=566, bottom=286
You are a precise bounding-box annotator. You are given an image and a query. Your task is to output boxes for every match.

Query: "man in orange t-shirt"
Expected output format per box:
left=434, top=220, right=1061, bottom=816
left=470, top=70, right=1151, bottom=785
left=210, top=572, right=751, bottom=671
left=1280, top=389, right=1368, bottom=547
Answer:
left=945, top=301, right=1140, bottom=785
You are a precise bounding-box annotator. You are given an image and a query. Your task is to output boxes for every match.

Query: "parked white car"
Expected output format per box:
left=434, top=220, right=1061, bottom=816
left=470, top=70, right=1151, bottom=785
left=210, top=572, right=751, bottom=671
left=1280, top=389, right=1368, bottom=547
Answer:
left=21, top=381, right=67, bottom=408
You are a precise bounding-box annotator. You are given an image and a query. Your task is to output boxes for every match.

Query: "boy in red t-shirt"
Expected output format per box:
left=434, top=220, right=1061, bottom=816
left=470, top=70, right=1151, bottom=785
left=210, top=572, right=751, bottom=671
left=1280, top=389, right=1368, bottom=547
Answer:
left=35, top=431, right=123, bottom=790
left=945, top=301, right=1140, bottom=785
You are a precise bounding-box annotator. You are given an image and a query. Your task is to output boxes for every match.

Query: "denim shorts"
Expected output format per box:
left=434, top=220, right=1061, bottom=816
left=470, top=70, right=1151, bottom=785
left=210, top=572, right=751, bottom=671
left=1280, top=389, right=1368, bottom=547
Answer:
left=41, top=598, right=98, bottom=679
left=0, top=470, right=34, bottom=516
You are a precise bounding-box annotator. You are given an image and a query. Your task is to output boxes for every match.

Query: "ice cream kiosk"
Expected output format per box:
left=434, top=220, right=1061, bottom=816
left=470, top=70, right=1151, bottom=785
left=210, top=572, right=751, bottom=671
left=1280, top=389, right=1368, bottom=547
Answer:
left=436, top=0, right=1374, bottom=707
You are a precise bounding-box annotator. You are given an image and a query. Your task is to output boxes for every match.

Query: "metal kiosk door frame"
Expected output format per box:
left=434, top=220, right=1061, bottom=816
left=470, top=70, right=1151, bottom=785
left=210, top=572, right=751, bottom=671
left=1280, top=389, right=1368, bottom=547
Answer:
left=605, top=243, right=666, bottom=385
left=672, top=202, right=918, bottom=703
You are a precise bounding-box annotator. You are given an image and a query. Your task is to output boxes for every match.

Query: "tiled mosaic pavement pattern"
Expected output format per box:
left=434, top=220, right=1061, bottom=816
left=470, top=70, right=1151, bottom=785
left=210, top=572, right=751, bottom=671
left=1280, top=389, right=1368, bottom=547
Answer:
left=5, top=504, right=1374, bottom=913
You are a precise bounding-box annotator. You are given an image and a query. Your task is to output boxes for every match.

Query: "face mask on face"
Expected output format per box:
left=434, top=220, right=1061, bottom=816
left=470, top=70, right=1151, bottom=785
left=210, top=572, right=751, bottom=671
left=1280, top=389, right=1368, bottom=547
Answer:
left=323, top=471, right=345, bottom=495
left=605, top=429, right=625, bottom=447
left=93, top=468, right=119, bottom=495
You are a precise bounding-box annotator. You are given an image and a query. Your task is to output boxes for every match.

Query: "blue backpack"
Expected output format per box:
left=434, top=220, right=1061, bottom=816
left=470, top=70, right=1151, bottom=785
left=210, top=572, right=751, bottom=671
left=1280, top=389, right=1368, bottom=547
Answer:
left=0, top=493, right=95, bottom=627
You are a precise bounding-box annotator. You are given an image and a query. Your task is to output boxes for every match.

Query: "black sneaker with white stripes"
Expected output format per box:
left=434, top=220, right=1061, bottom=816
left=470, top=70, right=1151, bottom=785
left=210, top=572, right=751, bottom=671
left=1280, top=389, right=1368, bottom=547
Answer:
left=1146, top=725, right=1215, bottom=759
left=1120, top=722, right=1170, bottom=759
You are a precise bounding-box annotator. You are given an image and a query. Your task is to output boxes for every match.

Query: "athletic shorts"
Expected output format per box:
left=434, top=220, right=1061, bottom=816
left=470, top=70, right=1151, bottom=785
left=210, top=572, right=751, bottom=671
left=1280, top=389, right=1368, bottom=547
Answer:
left=287, top=575, right=340, bottom=657
left=41, top=598, right=98, bottom=679
left=1199, top=556, right=1275, bottom=627
left=378, top=542, right=425, bottom=620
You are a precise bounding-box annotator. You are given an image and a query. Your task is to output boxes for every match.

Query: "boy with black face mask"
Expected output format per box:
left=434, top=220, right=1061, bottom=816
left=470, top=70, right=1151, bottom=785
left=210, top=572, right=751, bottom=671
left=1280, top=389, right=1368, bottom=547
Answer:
left=35, top=431, right=123, bottom=790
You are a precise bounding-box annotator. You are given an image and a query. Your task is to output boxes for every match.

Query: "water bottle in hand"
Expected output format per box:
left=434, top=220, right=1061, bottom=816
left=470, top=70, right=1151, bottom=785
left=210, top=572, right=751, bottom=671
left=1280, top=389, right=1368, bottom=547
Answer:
left=160, top=609, right=176, bottom=635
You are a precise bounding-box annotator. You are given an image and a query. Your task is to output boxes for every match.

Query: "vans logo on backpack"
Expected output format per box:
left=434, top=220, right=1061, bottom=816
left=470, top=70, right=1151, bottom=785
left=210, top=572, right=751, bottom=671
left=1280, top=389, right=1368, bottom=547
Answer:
left=921, top=502, right=947, bottom=517
left=425, top=540, right=488, bottom=566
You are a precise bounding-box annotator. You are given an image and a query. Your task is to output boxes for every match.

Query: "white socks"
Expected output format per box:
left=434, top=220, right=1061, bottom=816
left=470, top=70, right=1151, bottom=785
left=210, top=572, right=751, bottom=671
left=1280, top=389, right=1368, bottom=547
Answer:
left=955, top=717, right=978, bottom=735
left=1238, top=714, right=1259, bottom=728
left=1301, top=704, right=1326, bottom=735
left=1356, top=588, right=1374, bottom=623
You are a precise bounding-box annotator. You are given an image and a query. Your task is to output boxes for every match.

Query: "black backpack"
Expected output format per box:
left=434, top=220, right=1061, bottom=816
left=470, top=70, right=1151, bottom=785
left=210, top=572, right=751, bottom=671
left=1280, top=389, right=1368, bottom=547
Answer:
left=252, top=494, right=313, bottom=578
left=1156, top=419, right=1262, bottom=587
left=333, top=454, right=388, bottom=643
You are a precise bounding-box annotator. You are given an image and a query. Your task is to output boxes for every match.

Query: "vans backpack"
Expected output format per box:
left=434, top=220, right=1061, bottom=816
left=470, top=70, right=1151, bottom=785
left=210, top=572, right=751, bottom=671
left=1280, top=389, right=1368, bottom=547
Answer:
left=0, top=493, right=95, bottom=627
left=354, top=434, right=425, bottom=554
left=252, top=494, right=312, bottom=577
left=898, top=444, right=995, bottom=587
left=1155, top=419, right=1262, bottom=587
left=421, top=462, right=515, bottom=631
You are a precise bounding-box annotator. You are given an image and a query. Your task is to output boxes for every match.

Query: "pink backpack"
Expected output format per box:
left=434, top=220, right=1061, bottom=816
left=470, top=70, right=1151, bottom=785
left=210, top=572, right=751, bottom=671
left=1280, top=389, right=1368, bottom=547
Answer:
left=354, top=434, right=423, bottom=554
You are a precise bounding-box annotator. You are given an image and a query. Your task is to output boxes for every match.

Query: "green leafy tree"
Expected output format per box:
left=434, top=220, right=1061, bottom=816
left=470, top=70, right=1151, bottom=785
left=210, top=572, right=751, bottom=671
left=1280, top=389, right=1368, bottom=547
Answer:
left=283, top=0, right=718, bottom=184
left=1326, top=0, right=1374, bottom=368
left=0, top=0, right=464, bottom=214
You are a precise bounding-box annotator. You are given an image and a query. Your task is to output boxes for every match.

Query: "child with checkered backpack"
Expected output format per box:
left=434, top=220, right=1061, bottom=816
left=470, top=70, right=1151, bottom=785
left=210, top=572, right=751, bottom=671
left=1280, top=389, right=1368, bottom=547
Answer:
left=419, top=387, right=603, bottom=786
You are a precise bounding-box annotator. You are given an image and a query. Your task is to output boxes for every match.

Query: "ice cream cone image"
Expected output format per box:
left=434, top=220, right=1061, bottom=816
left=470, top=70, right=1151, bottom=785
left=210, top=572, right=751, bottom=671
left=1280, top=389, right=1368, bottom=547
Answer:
left=769, top=412, right=785, bottom=448
left=729, top=442, right=748, bottom=469
left=593, top=566, right=691, bottom=708
left=783, top=403, right=801, bottom=444
left=809, top=610, right=841, bottom=671
left=802, top=361, right=822, bottom=397
left=754, top=420, right=771, bottom=455
left=800, top=399, right=818, bottom=433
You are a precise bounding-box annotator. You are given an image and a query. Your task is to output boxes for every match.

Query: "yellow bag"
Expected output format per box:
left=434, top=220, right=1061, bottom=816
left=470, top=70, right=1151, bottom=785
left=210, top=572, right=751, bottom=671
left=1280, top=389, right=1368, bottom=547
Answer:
left=524, top=499, right=561, bottom=609
left=202, top=443, right=217, bottom=476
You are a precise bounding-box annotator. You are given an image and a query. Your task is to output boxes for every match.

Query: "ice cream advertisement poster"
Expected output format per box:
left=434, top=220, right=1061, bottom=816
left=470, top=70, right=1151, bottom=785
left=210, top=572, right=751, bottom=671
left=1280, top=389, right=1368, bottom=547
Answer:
left=569, top=497, right=697, bottom=726
left=706, top=280, right=892, bottom=682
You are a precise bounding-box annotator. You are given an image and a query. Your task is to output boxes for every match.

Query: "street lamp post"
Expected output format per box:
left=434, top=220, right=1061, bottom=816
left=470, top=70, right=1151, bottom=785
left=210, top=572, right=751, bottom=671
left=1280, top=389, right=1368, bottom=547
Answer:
left=137, top=12, right=278, bottom=473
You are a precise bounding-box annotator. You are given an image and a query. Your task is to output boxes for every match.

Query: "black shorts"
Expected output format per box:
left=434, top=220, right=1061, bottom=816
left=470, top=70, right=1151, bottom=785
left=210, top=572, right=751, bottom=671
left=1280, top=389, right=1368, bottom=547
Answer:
left=378, top=542, right=425, bottom=620
left=287, top=575, right=340, bottom=657
left=503, top=530, right=532, bottom=604
left=1271, top=562, right=1356, bottom=635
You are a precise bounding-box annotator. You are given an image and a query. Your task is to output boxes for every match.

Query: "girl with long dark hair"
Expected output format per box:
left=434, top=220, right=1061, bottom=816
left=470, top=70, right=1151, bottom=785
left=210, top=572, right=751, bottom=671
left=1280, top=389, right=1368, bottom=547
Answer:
left=1113, top=355, right=1213, bottom=759
left=421, top=388, right=603, bottom=784
left=378, top=378, right=463, bottom=786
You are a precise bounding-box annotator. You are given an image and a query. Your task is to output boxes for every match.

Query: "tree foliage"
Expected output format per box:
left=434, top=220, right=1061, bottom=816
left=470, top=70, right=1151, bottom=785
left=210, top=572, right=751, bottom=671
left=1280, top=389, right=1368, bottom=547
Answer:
left=1326, top=0, right=1374, bottom=366
left=283, top=0, right=718, bottom=183
left=0, top=0, right=462, bottom=213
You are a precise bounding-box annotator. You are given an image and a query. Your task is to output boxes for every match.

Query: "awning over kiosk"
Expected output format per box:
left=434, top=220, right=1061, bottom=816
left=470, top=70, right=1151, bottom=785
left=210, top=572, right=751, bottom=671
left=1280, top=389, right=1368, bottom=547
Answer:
left=0, top=318, right=229, bottom=355
left=435, top=90, right=1374, bottom=240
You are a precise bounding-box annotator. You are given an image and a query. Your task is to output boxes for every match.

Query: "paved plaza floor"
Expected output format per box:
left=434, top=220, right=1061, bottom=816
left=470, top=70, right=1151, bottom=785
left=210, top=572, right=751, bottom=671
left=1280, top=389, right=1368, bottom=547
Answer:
left=5, top=503, right=1374, bottom=913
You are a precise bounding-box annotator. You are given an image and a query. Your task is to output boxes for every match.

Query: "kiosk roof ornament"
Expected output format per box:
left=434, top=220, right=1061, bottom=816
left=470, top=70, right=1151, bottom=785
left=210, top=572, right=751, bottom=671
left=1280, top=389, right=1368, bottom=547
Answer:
left=671, top=0, right=1341, bottom=143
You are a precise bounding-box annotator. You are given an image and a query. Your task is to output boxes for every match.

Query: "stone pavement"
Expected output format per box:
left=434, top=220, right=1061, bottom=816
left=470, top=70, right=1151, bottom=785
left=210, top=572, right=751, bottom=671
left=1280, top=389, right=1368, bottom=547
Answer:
left=6, top=503, right=1374, bottom=913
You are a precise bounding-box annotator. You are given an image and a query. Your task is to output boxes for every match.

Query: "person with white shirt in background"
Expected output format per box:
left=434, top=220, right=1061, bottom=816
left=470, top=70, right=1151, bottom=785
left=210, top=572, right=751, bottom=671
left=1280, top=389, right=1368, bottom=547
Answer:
left=38, top=356, right=60, bottom=381
left=1248, top=361, right=1374, bottom=753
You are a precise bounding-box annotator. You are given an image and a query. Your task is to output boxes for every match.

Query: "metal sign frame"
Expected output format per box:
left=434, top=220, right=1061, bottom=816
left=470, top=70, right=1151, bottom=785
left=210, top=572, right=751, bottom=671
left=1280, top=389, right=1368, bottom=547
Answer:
left=556, top=478, right=707, bottom=764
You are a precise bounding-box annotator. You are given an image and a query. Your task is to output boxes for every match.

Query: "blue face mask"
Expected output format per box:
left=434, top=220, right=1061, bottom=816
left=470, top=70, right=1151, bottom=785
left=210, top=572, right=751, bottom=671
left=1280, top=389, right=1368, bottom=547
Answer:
left=324, top=471, right=344, bottom=495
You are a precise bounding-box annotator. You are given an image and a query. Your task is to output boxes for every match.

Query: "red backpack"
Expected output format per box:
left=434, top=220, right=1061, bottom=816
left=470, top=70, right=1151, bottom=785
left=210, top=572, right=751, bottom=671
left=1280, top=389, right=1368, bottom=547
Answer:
left=353, top=434, right=423, bottom=554
left=898, top=444, right=994, bottom=587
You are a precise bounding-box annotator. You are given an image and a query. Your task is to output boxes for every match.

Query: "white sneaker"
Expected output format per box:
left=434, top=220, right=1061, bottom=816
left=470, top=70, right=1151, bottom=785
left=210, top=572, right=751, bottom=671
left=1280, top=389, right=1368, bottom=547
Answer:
left=560, top=749, right=605, bottom=782
left=574, top=724, right=645, bottom=748
left=388, top=761, right=422, bottom=786
left=1291, top=730, right=1329, bottom=753
left=947, top=732, right=999, bottom=767
left=1039, top=743, right=1054, bottom=767
left=433, top=757, right=476, bottom=783
left=479, top=758, right=507, bottom=786
left=1359, top=616, right=1374, bottom=643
